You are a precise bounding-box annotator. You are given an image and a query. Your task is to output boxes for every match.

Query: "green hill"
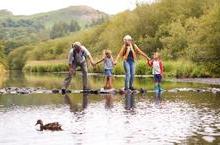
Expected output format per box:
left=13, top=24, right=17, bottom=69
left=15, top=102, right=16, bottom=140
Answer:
left=0, top=5, right=108, bottom=53
left=7, top=0, right=220, bottom=77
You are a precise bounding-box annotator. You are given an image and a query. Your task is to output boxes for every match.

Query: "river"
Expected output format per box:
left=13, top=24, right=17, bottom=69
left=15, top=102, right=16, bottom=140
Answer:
left=0, top=71, right=220, bottom=145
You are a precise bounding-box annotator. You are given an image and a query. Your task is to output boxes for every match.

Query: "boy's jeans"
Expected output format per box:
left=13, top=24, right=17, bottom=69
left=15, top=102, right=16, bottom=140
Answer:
left=123, top=60, right=135, bottom=90
left=63, top=61, right=88, bottom=90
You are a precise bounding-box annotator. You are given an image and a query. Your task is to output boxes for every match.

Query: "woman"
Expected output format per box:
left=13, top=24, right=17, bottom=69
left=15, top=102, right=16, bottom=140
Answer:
left=115, top=35, right=150, bottom=90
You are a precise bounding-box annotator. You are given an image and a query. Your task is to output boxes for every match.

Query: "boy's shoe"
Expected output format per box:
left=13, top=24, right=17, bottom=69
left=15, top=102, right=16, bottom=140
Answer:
left=61, top=89, right=66, bottom=95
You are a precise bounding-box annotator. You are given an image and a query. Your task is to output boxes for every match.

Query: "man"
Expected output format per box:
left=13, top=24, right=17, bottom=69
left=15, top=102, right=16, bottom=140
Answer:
left=62, top=42, right=95, bottom=94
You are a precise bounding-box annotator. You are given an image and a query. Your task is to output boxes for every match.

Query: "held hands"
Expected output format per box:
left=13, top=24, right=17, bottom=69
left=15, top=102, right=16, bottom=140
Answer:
left=91, top=61, right=96, bottom=67
left=113, top=60, right=117, bottom=65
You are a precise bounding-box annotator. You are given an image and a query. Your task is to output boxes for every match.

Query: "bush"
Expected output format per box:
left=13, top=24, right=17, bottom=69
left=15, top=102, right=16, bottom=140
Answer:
left=135, top=60, right=150, bottom=75
left=113, top=63, right=124, bottom=75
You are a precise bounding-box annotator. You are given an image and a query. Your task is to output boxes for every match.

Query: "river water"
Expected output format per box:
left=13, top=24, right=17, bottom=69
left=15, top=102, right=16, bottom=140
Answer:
left=0, top=71, right=220, bottom=145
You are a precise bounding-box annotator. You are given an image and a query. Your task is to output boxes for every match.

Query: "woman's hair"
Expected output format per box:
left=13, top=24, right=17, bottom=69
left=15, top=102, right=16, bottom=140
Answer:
left=123, top=35, right=132, bottom=42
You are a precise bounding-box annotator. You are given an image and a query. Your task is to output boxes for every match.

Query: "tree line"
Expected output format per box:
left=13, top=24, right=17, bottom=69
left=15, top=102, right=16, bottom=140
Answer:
left=6, top=0, right=220, bottom=77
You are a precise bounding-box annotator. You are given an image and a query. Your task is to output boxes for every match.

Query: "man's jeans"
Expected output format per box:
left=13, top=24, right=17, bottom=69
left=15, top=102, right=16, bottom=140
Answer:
left=123, top=60, right=135, bottom=89
left=63, top=61, right=88, bottom=90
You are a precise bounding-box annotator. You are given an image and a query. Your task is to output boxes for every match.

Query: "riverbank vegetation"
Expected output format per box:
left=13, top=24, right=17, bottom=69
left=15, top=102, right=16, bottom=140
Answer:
left=23, top=59, right=212, bottom=78
left=5, top=0, right=220, bottom=77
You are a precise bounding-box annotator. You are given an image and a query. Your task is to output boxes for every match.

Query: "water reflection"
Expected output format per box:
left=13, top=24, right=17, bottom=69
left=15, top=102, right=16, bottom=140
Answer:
left=1, top=72, right=220, bottom=145
left=64, top=93, right=88, bottom=112
left=124, top=93, right=135, bottom=110
left=104, top=94, right=113, bottom=109
left=154, top=90, right=163, bottom=106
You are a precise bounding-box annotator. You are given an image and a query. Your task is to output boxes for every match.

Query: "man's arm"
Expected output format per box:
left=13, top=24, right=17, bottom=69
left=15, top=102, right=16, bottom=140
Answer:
left=88, top=54, right=95, bottom=66
left=82, top=46, right=95, bottom=66
left=68, top=49, right=74, bottom=71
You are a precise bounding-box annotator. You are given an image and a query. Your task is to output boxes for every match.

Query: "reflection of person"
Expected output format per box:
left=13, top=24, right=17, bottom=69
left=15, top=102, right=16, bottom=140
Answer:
left=82, top=93, right=88, bottom=109
left=62, top=42, right=95, bottom=94
left=147, top=52, right=164, bottom=92
left=64, top=93, right=89, bottom=112
left=155, top=91, right=162, bottom=105
left=115, top=35, right=150, bottom=91
left=64, top=94, right=79, bottom=112
left=95, top=50, right=114, bottom=89
left=104, top=94, right=113, bottom=109
left=124, top=93, right=135, bottom=110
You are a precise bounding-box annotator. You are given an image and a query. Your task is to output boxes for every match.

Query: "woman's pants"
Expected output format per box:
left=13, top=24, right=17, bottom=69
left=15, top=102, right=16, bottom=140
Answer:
left=123, top=60, right=135, bottom=89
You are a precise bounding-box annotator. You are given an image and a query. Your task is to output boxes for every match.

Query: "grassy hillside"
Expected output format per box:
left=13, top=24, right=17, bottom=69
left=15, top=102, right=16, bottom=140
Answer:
left=8, top=0, right=220, bottom=77
left=0, top=6, right=108, bottom=54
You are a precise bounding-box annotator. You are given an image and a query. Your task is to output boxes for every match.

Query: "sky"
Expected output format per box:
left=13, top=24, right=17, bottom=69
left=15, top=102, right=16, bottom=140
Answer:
left=0, top=0, right=154, bottom=15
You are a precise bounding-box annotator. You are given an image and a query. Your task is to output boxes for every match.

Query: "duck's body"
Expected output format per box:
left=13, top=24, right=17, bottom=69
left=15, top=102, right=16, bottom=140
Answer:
left=35, top=120, right=63, bottom=131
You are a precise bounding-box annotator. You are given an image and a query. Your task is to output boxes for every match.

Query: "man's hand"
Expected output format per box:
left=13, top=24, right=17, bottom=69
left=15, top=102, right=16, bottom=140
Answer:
left=68, top=64, right=75, bottom=74
left=91, top=61, right=96, bottom=67
left=69, top=67, right=75, bottom=74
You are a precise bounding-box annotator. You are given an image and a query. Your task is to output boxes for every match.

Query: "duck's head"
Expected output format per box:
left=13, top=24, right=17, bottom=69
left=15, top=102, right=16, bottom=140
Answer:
left=35, top=119, right=43, bottom=126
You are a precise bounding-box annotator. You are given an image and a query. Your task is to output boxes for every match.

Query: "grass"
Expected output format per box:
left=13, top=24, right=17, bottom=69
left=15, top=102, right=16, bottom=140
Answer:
left=0, top=64, right=7, bottom=87
left=23, top=60, right=68, bottom=72
left=164, top=59, right=211, bottom=78
left=23, top=59, right=212, bottom=78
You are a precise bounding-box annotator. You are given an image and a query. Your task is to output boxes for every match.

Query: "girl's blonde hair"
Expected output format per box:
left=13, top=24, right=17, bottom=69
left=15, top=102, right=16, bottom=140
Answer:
left=105, top=50, right=112, bottom=55
left=103, top=49, right=112, bottom=57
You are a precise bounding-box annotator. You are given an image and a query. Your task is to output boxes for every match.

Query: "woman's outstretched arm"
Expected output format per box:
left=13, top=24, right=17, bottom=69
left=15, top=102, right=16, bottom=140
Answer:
left=115, top=46, right=125, bottom=63
left=134, top=44, right=151, bottom=60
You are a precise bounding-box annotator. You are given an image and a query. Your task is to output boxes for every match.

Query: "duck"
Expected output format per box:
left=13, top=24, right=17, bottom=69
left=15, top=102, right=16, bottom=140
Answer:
left=35, top=119, right=63, bottom=131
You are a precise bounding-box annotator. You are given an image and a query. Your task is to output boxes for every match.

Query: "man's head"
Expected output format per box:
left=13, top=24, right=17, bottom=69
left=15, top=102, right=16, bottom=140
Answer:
left=72, top=41, right=82, bottom=52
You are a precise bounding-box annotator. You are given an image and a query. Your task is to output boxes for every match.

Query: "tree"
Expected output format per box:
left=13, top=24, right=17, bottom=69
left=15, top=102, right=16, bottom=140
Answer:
left=69, top=20, right=80, bottom=32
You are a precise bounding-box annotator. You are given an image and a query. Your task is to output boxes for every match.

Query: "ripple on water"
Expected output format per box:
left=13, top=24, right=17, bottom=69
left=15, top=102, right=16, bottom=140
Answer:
left=0, top=96, right=220, bottom=145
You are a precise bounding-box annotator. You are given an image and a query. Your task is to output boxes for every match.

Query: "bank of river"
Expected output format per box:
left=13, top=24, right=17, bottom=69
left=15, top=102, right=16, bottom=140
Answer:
left=172, top=78, right=220, bottom=85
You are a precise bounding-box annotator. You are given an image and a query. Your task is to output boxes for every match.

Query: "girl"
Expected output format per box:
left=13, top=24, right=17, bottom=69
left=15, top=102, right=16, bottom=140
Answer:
left=95, top=50, right=114, bottom=89
left=147, top=52, right=164, bottom=92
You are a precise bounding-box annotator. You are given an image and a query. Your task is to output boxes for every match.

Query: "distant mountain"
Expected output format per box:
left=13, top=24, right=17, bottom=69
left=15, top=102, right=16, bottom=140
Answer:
left=0, top=5, right=108, bottom=28
left=0, top=10, right=13, bottom=17
left=23, top=5, right=108, bottom=28
left=0, top=5, right=108, bottom=53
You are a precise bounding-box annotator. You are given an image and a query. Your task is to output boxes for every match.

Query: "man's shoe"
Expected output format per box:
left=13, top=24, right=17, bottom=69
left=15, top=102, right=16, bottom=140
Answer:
left=61, top=89, right=66, bottom=95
